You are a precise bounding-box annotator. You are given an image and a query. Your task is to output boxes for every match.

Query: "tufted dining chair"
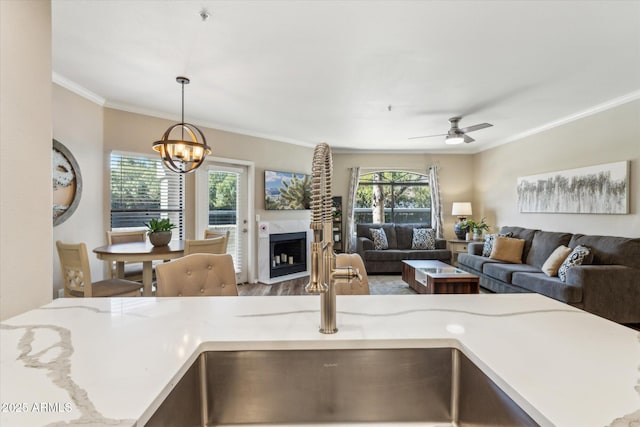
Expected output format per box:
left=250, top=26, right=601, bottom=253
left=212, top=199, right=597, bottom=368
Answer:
left=184, top=236, right=227, bottom=256
left=56, top=241, right=141, bottom=297
left=105, top=230, right=147, bottom=281
left=335, top=253, right=370, bottom=295
left=155, top=253, right=238, bottom=297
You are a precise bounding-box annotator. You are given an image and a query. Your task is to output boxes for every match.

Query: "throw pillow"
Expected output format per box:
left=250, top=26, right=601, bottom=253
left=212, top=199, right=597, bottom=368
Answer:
left=558, top=245, right=592, bottom=282
left=541, top=245, right=572, bottom=277
left=489, top=236, right=525, bottom=264
left=411, top=228, right=435, bottom=250
left=482, top=232, right=514, bottom=257
left=369, top=228, right=389, bottom=250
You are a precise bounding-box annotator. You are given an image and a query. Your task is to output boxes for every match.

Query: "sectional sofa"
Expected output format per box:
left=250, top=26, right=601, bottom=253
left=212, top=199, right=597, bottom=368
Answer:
left=356, top=223, right=451, bottom=274
left=457, top=226, right=640, bottom=324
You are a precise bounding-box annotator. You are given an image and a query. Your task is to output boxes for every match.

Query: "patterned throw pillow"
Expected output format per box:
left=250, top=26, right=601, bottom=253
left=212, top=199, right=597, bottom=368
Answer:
left=411, top=228, right=435, bottom=250
left=369, top=228, right=389, bottom=250
left=482, top=232, right=513, bottom=257
left=558, top=245, right=592, bottom=282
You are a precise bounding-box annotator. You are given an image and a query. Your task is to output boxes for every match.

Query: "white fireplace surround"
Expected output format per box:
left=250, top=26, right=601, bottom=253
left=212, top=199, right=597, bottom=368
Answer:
left=258, top=220, right=312, bottom=284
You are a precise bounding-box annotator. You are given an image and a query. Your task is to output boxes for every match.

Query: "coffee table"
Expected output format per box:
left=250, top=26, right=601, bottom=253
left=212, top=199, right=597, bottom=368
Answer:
left=402, top=260, right=479, bottom=294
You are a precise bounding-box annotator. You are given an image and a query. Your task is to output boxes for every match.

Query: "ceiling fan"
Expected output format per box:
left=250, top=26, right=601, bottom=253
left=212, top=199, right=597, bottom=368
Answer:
left=409, top=117, right=493, bottom=144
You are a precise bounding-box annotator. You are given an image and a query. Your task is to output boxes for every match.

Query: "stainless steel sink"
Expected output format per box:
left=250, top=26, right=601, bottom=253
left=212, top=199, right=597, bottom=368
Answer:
left=145, top=348, right=538, bottom=426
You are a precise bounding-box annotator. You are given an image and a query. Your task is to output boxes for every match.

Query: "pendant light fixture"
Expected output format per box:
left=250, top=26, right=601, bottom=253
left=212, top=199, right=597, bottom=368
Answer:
left=152, top=76, right=211, bottom=174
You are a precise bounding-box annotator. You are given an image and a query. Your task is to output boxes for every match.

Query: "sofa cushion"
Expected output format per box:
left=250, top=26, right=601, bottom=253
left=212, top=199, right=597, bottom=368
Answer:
left=499, top=226, right=538, bottom=262
left=558, top=245, right=592, bottom=282
left=569, top=234, right=640, bottom=269
left=541, top=245, right=572, bottom=277
left=458, top=253, right=502, bottom=272
left=526, top=231, right=573, bottom=268
left=369, top=228, right=389, bottom=250
left=405, top=249, right=451, bottom=261
left=483, top=262, right=541, bottom=284
left=512, top=272, right=583, bottom=303
left=364, top=249, right=407, bottom=262
left=458, top=253, right=502, bottom=271
left=357, top=223, right=398, bottom=249
left=364, top=249, right=450, bottom=262
left=490, top=237, right=525, bottom=264
left=482, top=232, right=513, bottom=257
left=395, top=223, right=430, bottom=249
left=411, top=228, right=435, bottom=249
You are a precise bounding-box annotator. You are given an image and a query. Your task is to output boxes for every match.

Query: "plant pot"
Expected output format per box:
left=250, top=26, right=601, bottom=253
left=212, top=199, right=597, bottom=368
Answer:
left=473, top=231, right=483, bottom=241
left=149, top=231, right=172, bottom=247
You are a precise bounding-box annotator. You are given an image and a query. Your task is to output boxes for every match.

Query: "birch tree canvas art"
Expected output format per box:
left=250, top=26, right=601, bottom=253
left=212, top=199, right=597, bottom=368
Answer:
left=516, top=161, right=629, bottom=214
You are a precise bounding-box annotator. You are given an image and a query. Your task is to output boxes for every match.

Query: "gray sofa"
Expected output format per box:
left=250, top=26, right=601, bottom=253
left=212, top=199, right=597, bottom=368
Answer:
left=457, top=226, right=640, bottom=324
left=356, top=223, right=451, bottom=274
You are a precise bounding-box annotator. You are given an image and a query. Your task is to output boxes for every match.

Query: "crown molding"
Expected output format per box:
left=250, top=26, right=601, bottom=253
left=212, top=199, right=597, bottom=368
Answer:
left=52, top=72, right=106, bottom=106
left=478, top=90, right=640, bottom=153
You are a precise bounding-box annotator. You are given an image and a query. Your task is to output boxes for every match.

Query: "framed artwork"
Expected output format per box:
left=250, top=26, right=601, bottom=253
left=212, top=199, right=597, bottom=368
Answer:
left=516, top=161, right=629, bottom=214
left=52, top=139, right=82, bottom=225
left=264, top=170, right=311, bottom=210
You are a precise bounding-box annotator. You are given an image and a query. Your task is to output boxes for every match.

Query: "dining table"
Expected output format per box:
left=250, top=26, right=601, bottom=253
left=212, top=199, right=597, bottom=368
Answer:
left=93, top=240, right=184, bottom=296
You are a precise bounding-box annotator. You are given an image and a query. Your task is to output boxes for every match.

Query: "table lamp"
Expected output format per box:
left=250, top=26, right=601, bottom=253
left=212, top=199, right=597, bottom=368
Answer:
left=452, top=202, right=472, bottom=240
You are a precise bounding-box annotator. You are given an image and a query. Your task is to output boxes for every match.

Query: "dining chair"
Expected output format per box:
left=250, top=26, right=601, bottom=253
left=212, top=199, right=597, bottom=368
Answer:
left=155, top=253, right=238, bottom=297
left=184, top=236, right=227, bottom=256
left=56, top=240, right=141, bottom=297
left=105, top=230, right=147, bottom=280
left=335, top=253, right=370, bottom=295
left=203, top=229, right=230, bottom=252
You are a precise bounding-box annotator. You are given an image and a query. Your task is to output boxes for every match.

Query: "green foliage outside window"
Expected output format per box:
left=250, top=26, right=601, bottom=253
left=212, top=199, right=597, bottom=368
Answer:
left=209, top=171, right=237, bottom=211
left=355, top=171, right=431, bottom=224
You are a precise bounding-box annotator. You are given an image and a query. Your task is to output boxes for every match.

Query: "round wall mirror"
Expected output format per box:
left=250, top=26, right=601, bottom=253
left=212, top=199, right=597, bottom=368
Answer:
left=52, top=139, right=82, bottom=226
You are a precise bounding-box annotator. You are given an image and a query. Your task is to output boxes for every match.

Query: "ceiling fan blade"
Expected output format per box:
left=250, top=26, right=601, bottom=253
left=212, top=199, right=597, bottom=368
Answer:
left=463, top=134, right=475, bottom=143
left=460, top=123, right=492, bottom=133
left=408, top=133, right=447, bottom=140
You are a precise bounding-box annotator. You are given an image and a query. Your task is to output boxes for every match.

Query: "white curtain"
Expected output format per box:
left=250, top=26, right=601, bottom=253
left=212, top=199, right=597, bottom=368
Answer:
left=345, top=166, right=360, bottom=253
left=429, top=165, right=444, bottom=239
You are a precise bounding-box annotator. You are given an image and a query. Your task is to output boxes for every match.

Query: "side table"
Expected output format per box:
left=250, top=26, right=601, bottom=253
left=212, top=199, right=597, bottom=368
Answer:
left=447, top=239, right=481, bottom=265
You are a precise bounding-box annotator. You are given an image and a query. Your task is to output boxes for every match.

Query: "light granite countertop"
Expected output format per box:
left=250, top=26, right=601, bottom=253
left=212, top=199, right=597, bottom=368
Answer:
left=1, top=293, right=638, bottom=426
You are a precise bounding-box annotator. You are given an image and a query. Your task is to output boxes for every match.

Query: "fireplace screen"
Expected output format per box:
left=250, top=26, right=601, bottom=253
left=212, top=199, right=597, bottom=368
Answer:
left=269, top=232, right=307, bottom=278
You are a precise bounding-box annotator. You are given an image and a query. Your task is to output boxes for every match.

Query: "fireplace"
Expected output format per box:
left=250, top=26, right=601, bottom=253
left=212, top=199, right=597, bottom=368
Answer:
left=269, top=232, right=307, bottom=278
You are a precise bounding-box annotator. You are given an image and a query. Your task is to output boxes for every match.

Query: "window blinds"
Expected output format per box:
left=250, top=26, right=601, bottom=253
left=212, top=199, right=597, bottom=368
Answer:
left=110, top=152, right=184, bottom=239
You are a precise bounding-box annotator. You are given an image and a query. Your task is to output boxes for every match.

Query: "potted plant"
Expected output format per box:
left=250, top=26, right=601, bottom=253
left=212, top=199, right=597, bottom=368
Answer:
left=461, top=218, right=490, bottom=240
left=145, top=218, right=176, bottom=247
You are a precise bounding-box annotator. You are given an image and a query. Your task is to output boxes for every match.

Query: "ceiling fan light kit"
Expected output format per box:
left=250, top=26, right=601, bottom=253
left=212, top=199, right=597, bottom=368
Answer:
left=411, top=116, right=493, bottom=145
left=445, top=135, right=465, bottom=145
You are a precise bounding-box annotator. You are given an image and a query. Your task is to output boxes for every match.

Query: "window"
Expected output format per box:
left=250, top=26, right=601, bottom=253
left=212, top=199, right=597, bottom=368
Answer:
left=355, top=171, right=431, bottom=225
left=110, top=152, right=184, bottom=238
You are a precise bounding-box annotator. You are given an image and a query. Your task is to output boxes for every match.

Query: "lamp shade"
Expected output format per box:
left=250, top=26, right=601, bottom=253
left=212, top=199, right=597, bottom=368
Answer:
left=452, top=202, right=472, bottom=217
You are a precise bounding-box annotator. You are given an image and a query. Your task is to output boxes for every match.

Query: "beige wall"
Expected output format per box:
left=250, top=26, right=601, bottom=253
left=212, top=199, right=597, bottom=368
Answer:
left=52, top=85, right=106, bottom=295
left=0, top=0, right=53, bottom=320
left=473, top=100, right=640, bottom=237
left=103, top=109, right=315, bottom=280
left=332, top=152, right=475, bottom=240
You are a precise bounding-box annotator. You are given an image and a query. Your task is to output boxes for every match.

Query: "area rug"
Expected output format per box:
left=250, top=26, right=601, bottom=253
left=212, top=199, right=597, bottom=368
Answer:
left=368, top=275, right=417, bottom=295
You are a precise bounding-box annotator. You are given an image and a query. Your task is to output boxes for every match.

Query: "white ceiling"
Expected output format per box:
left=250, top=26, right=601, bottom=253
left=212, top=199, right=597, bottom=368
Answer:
left=52, top=0, right=640, bottom=154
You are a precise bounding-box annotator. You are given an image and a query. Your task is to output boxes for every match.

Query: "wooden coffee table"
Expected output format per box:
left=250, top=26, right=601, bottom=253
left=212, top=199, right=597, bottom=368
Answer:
left=402, top=260, right=479, bottom=294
